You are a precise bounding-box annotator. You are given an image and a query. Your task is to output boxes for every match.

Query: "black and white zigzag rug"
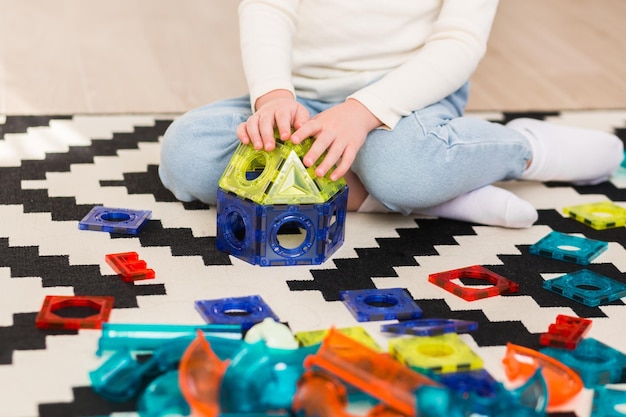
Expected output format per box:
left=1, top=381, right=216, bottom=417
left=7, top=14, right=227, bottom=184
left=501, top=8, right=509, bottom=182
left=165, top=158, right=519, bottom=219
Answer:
left=1, top=111, right=625, bottom=417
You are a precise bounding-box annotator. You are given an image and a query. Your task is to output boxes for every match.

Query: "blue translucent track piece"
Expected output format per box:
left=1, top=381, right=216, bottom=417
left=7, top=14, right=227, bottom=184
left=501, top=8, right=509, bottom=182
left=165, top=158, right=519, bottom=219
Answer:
left=529, top=231, right=608, bottom=265
left=592, top=386, right=626, bottom=417
left=433, top=369, right=499, bottom=398
left=339, top=288, right=423, bottom=322
left=79, top=206, right=152, bottom=235
left=541, top=338, right=626, bottom=387
left=542, top=269, right=626, bottom=307
left=195, top=295, right=280, bottom=329
left=381, top=318, right=478, bottom=336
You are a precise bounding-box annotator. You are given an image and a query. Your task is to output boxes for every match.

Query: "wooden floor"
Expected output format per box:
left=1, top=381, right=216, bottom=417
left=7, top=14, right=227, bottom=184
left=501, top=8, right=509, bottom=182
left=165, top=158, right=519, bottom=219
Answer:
left=1, top=0, right=625, bottom=115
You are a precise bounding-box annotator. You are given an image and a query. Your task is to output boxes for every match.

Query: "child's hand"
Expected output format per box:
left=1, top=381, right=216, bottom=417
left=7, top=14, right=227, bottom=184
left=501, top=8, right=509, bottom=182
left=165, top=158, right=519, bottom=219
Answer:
left=291, top=99, right=382, bottom=181
left=237, top=89, right=310, bottom=152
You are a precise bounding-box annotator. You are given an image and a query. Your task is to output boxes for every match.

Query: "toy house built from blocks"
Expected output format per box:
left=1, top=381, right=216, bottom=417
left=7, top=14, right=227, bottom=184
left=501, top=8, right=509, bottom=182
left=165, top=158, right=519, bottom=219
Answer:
left=216, top=137, right=348, bottom=266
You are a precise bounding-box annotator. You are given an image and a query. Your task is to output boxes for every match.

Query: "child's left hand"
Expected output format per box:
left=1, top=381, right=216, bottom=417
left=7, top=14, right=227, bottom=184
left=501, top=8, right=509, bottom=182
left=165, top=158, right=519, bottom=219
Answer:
left=290, top=99, right=382, bottom=181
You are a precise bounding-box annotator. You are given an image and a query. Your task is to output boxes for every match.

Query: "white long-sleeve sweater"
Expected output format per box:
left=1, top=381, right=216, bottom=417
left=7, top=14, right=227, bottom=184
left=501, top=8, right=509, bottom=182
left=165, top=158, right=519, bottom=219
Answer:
left=239, top=0, right=499, bottom=129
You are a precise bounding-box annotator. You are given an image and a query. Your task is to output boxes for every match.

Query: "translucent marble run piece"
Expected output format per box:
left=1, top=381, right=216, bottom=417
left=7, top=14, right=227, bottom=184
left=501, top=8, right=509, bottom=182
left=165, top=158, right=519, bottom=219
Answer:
left=78, top=205, right=151, bottom=234
left=195, top=295, right=280, bottom=330
left=105, top=252, right=155, bottom=282
left=91, top=332, right=240, bottom=403
left=303, top=327, right=440, bottom=416
left=428, top=265, right=519, bottom=301
left=389, top=333, right=484, bottom=374
left=178, top=331, right=230, bottom=417
left=292, top=371, right=407, bottom=417
left=218, top=136, right=346, bottom=205
left=542, top=269, right=626, bottom=307
left=35, top=295, right=114, bottom=330
left=503, top=343, right=583, bottom=408
left=563, top=201, right=626, bottom=230
left=591, top=386, right=626, bottom=417
left=90, top=348, right=160, bottom=402
left=381, top=318, right=478, bottom=337
left=292, top=370, right=350, bottom=417
left=97, top=322, right=243, bottom=356
left=339, top=287, right=423, bottom=322
left=219, top=341, right=318, bottom=413
left=415, top=369, right=548, bottom=417
left=529, top=231, right=608, bottom=265
left=294, top=326, right=382, bottom=351
left=539, top=315, right=592, bottom=350
left=541, top=338, right=626, bottom=388
left=137, top=370, right=191, bottom=417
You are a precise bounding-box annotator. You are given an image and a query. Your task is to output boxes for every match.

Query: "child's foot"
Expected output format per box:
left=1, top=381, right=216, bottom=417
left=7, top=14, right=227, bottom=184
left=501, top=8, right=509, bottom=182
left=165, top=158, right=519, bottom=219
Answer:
left=414, top=185, right=538, bottom=228
left=357, top=185, right=538, bottom=228
left=507, top=118, right=624, bottom=185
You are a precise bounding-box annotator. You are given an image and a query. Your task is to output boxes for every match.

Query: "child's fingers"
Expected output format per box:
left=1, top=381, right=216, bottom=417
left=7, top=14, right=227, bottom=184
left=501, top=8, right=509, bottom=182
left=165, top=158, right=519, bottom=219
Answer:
left=291, top=119, right=321, bottom=144
left=292, top=106, right=310, bottom=131
left=275, top=113, right=292, bottom=142
left=236, top=122, right=251, bottom=144
left=258, top=114, right=277, bottom=151
left=329, top=148, right=356, bottom=181
left=241, top=120, right=263, bottom=150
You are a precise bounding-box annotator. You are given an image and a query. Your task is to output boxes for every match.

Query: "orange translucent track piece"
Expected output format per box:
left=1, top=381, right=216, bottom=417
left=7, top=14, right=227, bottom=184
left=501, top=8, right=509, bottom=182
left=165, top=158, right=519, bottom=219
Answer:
left=293, top=370, right=409, bottom=417
left=303, top=328, right=440, bottom=416
left=502, top=343, right=583, bottom=408
left=178, top=330, right=230, bottom=417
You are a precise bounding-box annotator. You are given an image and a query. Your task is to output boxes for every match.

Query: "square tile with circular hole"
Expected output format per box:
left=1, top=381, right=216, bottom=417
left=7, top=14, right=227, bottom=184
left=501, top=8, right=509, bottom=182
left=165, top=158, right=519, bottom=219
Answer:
left=194, top=295, right=280, bottom=330
left=339, top=288, right=423, bottom=322
left=389, top=333, right=484, bottom=374
left=78, top=206, right=152, bottom=234
left=563, top=201, right=626, bottom=230
left=529, top=231, right=608, bottom=265
left=542, top=269, right=626, bottom=307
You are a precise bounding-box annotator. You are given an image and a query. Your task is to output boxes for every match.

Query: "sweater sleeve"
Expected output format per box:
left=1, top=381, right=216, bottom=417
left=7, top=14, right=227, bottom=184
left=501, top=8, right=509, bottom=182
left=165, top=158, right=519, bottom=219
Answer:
left=348, top=0, right=499, bottom=129
left=238, top=0, right=300, bottom=110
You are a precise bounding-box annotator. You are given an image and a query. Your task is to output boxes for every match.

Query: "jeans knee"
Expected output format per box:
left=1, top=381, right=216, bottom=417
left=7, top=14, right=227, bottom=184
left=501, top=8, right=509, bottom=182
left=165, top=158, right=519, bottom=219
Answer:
left=159, top=112, right=240, bottom=205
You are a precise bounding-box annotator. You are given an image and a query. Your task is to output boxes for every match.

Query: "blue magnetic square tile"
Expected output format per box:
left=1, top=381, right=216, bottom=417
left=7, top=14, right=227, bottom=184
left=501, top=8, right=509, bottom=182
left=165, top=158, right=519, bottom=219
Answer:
left=381, top=318, right=478, bottom=336
left=543, top=269, right=626, bottom=307
left=339, top=288, right=423, bottom=322
left=434, top=369, right=499, bottom=398
left=79, top=206, right=152, bottom=235
left=529, top=231, right=608, bottom=265
left=194, top=295, right=280, bottom=330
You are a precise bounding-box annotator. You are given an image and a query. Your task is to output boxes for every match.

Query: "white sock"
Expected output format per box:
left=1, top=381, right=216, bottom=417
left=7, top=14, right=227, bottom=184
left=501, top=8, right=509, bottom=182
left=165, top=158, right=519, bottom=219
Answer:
left=414, top=185, right=538, bottom=228
left=507, top=118, right=624, bottom=185
left=357, top=186, right=538, bottom=228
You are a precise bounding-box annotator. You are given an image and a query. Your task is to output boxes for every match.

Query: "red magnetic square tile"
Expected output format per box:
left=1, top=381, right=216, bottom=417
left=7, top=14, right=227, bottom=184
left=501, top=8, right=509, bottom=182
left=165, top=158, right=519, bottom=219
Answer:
left=428, top=265, right=519, bottom=301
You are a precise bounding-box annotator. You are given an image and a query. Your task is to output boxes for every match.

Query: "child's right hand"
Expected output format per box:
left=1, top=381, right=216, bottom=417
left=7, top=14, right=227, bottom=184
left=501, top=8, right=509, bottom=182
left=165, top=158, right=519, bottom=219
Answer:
left=237, top=89, right=310, bottom=152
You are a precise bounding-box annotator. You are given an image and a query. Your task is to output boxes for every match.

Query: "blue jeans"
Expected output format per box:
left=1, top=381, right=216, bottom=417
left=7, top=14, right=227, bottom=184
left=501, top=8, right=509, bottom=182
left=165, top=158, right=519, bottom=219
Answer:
left=159, top=84, right=532, bottom=214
